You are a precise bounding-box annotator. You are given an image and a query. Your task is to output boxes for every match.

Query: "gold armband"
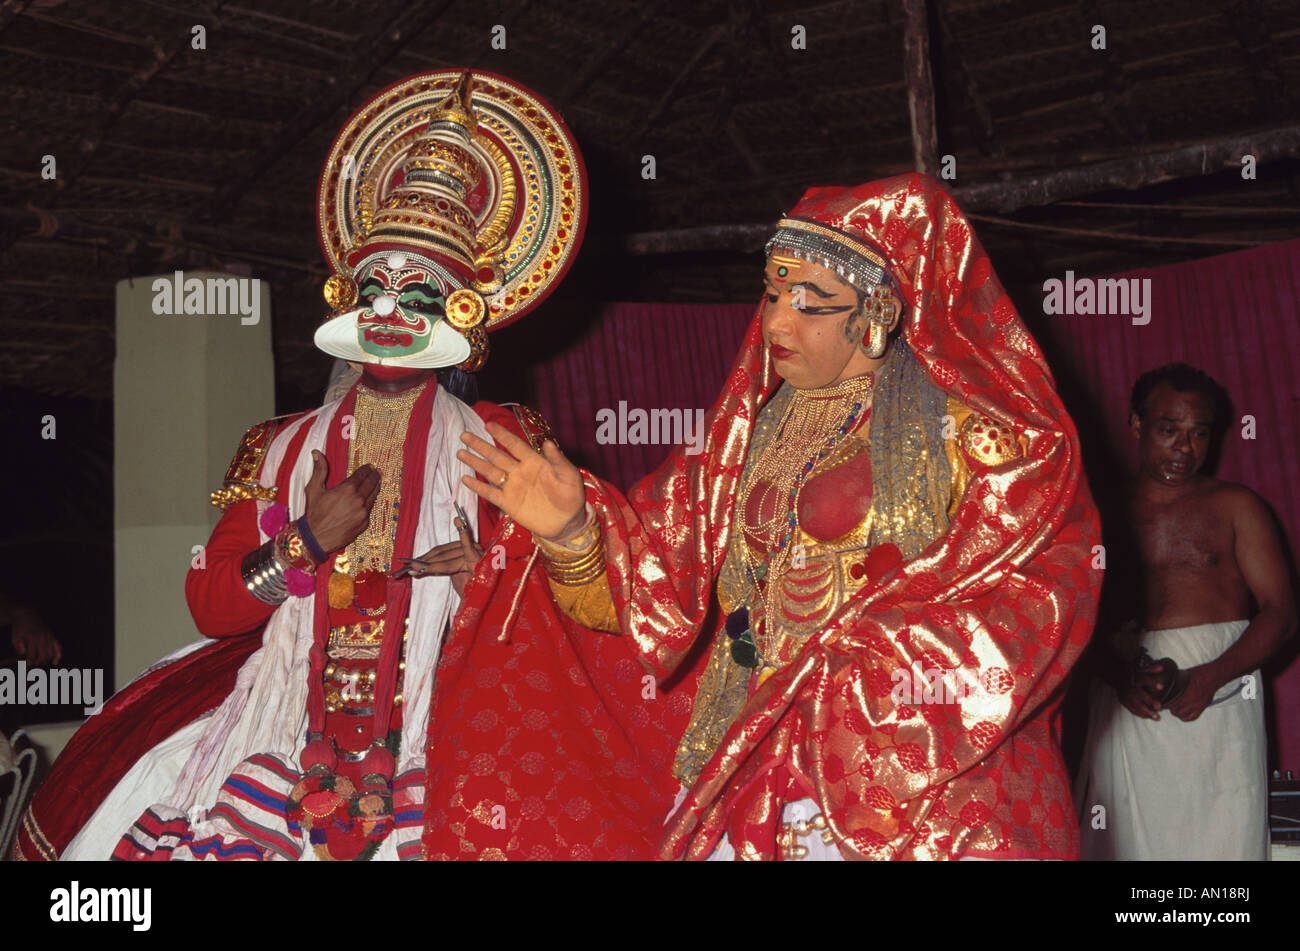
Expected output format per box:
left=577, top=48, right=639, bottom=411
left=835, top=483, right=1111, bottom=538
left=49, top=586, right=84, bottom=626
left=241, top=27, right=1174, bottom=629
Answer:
left=212, top=418, right=283, bottom=509
left=211, top=482, right=277, bottom=510
left=959, top=411, right=1022, bottom=466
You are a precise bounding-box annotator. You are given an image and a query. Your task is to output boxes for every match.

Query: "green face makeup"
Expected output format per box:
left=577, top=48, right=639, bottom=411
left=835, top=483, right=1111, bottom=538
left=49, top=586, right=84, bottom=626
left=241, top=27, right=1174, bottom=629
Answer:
left=354, top=261, right=447, bottom=359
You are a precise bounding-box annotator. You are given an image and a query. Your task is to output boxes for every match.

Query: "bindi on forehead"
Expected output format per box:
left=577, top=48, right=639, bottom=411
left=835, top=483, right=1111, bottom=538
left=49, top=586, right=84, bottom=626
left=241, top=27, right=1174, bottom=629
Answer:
left=766, top=256, right=856, bottom=300
left=768, top=253, right=801, bottom=283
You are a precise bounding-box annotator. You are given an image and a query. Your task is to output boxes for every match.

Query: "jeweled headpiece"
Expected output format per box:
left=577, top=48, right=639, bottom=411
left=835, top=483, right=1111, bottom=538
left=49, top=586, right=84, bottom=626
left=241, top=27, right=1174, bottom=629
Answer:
left=315, top=70, right=587, bottom=371
left=765, top=214, right=904, bottom=358
left=765, top=217, right=893, bottom=290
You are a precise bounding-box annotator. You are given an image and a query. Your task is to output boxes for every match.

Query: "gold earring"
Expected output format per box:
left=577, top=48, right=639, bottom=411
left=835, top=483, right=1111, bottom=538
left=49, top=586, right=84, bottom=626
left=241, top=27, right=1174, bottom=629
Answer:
left=323, top=273, right=358, bottom=319
left=864, top=321, right=888, bottom=359
left=861, top=285, right=892, bottom=358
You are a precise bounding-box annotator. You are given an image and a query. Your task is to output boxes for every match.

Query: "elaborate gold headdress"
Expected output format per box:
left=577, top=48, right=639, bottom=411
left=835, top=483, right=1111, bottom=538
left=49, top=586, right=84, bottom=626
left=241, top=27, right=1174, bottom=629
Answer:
left=316, top=70, right=587, bottom=370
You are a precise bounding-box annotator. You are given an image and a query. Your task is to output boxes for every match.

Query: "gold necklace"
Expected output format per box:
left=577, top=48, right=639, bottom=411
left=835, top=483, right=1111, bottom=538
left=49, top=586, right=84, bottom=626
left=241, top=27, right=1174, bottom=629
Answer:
left=737, top=373, right=874, bottom=659
left=339, top=380, right=428, bottom=576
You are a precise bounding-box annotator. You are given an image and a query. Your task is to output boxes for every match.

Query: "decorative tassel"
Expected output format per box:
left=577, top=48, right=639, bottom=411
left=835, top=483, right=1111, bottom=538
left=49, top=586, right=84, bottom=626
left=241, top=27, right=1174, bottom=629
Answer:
left=358, top=745, right=396, bottom=785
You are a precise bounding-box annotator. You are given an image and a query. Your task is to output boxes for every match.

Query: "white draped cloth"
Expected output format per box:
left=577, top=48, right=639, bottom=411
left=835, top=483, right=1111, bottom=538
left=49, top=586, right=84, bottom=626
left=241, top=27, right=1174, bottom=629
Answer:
left=1075, top=619, right=1269, bottom=860
left=63, top=385, right=488, bottom=860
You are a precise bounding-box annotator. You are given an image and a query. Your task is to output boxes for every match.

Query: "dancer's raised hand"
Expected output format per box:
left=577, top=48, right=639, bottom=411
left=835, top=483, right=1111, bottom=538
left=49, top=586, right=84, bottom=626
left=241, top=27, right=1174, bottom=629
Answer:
left=458, top=423, right=587, bottom=543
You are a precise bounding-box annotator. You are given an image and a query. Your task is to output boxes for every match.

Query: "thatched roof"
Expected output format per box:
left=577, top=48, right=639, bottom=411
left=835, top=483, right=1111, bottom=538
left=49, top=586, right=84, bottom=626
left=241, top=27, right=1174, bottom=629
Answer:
left=2, top=0, right=1298, bottom=403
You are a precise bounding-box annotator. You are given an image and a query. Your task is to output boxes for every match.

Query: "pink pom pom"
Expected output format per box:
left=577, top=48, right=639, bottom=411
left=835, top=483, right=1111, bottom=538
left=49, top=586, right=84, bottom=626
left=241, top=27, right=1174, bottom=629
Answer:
left=260, top=503, right=289, bottom=537
left=285, top=567, right=315, bottom=597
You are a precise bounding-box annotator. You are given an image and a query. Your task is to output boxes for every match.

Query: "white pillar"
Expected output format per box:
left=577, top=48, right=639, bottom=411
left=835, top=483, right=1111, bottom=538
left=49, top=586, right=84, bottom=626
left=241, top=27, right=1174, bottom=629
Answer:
left=113, top=271, right=274, bottom=690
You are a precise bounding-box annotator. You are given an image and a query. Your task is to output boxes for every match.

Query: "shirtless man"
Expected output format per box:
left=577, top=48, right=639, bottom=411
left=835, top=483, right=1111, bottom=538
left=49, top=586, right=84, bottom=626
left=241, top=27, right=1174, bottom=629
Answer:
left=1077, top=363, right=1295, bottom=860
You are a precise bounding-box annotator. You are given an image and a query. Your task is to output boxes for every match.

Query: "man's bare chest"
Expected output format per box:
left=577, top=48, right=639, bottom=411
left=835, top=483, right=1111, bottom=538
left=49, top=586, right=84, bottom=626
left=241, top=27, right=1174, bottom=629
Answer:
left=1133, top=499, right=1232, bottom=572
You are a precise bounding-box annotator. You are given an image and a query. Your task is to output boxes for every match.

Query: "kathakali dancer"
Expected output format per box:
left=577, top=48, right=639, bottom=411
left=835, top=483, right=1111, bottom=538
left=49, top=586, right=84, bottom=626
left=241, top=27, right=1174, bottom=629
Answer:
left=15, top=70, right=685, bottom=861
left=460, top=173, right=1103, bottom=859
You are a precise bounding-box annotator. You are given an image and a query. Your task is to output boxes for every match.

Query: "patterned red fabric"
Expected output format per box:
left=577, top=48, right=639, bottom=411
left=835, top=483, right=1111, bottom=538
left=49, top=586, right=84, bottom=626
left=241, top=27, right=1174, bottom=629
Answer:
left=579, top=173, right=1101, bottom=859
left=419, top=515, right=697, bottom=860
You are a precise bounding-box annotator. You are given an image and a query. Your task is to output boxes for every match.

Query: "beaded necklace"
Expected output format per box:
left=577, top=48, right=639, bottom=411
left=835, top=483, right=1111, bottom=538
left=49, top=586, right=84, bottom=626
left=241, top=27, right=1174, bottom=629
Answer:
left=735, top=373, right=874, bottom=666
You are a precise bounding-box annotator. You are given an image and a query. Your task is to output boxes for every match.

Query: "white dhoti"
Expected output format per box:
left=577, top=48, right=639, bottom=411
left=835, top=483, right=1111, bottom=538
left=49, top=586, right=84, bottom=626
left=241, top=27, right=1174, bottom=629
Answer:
left=1075, top=619, right=1269, bottom=860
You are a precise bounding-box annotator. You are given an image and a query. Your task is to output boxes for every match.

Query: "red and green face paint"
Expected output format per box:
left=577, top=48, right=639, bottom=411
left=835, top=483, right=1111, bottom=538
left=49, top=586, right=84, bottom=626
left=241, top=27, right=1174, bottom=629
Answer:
left=355, top=258, right=447, bottom=360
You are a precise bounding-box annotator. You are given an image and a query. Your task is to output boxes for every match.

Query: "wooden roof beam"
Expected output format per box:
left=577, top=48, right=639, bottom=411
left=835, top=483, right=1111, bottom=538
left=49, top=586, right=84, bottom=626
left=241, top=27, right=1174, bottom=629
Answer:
left=0, top=0, right=35, bottom=37
left=61, top=1, right=226, bottom=195
left=562, top=6, right=658, bottom=100
left=902, top=0, right=939, bottom=177
left=0, top=2, right=227, bottom=259
left=631, top=22, right=725, bottom=140
left=623, top=124, right=1300, bottom=252
left=1080, top=2, right=1146, bottom=144
left=933, top=0, right=999, bottom=157
left=740, top=1, right=846, bottom=174
left=1225, top=0, right=1290, bottom=123
left=0, top=204, right=317, bottom=272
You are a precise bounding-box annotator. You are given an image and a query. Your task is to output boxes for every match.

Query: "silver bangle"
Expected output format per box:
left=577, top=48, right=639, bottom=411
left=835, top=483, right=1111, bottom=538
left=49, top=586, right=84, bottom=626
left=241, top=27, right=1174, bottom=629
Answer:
left=241, top=540, right=289, bottom=605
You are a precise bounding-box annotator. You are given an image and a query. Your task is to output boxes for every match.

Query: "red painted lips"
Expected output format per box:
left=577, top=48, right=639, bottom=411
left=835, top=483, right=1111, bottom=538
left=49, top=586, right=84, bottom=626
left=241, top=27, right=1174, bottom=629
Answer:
left=364, top=329, right=413, bottom=347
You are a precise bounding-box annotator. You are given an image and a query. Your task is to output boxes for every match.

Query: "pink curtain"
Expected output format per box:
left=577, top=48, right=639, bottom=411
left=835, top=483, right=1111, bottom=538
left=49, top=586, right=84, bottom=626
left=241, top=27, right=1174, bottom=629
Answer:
left=528, top=301, right=756, bottom=488
left=528, top=238, right=1300, bottom=770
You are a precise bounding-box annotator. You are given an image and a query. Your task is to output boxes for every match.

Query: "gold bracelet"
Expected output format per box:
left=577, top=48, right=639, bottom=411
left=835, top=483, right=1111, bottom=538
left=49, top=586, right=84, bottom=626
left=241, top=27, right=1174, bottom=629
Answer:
left=534, top=510, right=598, bottom=559
left=545, top=558, right=606, bottom=587
left=542, top=541, right=605, bottom=583
left=544, top=552, right=606, bottom=586
left=537, top=521, right=606, bottom=587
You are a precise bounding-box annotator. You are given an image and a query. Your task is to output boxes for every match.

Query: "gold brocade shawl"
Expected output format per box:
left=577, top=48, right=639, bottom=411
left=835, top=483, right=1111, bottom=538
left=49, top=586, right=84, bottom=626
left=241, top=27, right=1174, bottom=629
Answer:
left=585, top=173, right=1100, bottom=860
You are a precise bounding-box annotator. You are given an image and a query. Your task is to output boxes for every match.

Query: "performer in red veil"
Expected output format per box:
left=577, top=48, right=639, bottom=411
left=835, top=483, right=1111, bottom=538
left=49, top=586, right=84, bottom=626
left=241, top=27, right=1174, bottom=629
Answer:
left=458, top=172, right=1102, bottom=860
left=14, top=70, right=685, bottom=861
